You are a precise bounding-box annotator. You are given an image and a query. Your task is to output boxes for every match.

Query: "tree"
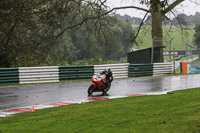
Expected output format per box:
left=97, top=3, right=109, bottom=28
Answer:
left=0, top=0, right=100, bottom=67
left=90, top=0, right=200, bottom=62
left=68, top=15, right=133, bottom=62
left=116, top=0, right=187, bottom=62
left=0, top=0, right=68, bottom=66
left=117, top=18, right=135, bottom=53
left=3, top=0, right=191, bottom=66
left=1, top=0, right=134, bottom=67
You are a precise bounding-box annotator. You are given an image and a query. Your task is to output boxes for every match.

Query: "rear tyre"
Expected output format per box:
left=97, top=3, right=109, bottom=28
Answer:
left=103, top=84, right=111, bottom=94
left=88, top=85, right=94, bottom=96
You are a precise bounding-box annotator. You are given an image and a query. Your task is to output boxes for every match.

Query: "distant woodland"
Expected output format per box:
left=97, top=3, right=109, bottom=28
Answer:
left=0, top=1, right=134, bottom=67
left=1, top=0, right=199, bottom=68
left=116, top=12, right=200, bottom=25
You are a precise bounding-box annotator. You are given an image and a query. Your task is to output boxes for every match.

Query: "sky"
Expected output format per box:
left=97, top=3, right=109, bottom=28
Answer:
left=106, top=0, right=200, bottom=18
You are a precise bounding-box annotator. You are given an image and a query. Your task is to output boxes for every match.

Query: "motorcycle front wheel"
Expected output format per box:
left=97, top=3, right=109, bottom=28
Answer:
left=88, top=85, right=94, bottom=96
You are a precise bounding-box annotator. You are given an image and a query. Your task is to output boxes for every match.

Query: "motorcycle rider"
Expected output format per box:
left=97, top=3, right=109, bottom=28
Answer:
left=100, top=67, right=113, bottom=88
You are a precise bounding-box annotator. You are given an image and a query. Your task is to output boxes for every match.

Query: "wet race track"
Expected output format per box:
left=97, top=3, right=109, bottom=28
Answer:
left=1, top=74, right=200, bottom=111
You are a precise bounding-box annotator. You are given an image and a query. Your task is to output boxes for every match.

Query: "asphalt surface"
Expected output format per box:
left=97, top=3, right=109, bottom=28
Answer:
left=1, top=74, right=200, bottom=110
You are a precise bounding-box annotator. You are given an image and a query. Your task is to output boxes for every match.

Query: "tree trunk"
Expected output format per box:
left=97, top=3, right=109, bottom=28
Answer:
left=151, top=7, right=164, bottom=62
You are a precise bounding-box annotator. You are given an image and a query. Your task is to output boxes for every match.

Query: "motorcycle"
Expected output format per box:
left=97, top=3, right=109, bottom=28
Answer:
left=87, top=74, right=113, bottom=96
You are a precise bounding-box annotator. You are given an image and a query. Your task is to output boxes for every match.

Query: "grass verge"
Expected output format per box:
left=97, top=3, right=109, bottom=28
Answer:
left=0, top=88, right=200, bottom=132
left=190, top=58, right=200, bottom=67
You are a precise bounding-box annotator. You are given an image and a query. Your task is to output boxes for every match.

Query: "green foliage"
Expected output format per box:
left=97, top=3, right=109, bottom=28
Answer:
left=53, top=53, right=62, bottom=66
left=67, top=55, right=74, bottom=65
left=0, top=0, right=80, bottom=67
left=1, top=0, right=135, bottom=67
left=50, top=32, right=77, bottom=66
left=92, top=56, right=101, bottom=65
left=0, top=88, right=200, bottom=132
left=1, top=0, right=198, bottom=67
left=50, top=15, right=134, bottom=65
left=82, top=56, right=101, bottom=65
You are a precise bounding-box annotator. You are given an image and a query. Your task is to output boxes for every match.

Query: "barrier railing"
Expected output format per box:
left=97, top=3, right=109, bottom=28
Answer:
left=59, top=65, right=94, bottom=81
left=0, top=63, right=173, bottom=86
left=153, top=63, right=173, bottom=76
left=129, top=64, right=153, bottom=77
left=19, top=66, right=59, bottom=84
left=0, top=68, right=19, bottom=85
left=94, top=63, right=129, bottom=78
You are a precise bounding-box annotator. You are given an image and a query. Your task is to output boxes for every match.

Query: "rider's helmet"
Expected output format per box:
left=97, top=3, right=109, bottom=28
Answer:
left=105, top=67, right=111, bottom=74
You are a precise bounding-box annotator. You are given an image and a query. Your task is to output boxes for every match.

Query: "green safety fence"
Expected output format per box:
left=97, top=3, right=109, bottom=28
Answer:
left=59, top=65, right=94, bottom=81
left=0, top=63, right=164, bottom=86
left=0, top=68, right=19, bottom=85
left=128, top=64, right=153, bottom=77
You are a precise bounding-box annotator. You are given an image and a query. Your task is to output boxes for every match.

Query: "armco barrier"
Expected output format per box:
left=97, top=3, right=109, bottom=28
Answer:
left=153, top=63, right=172, bottom=76
left=59, top=65, right=94, bottom=81
left=94, top=63, right=129, bottom=78
left=128, top=64, right=153, bottom=77
left=19, top=66, right=59, bottom=84
left=0, top=63, right=173, bottom=86
left=0, top=68, right=19, bottom=85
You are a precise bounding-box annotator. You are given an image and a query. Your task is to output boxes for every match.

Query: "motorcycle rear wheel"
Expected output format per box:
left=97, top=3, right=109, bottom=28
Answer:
left=88, top=85, right=94, bottom=96
left=103, top=84, right=111, bottom=94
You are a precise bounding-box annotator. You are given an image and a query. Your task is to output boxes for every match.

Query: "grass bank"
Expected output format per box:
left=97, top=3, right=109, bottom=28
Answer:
left=134, top=25, right=195, bottom=51
left=190, top=58, right=200, bottom=67
left=0, top=88, right=200, bottom=132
